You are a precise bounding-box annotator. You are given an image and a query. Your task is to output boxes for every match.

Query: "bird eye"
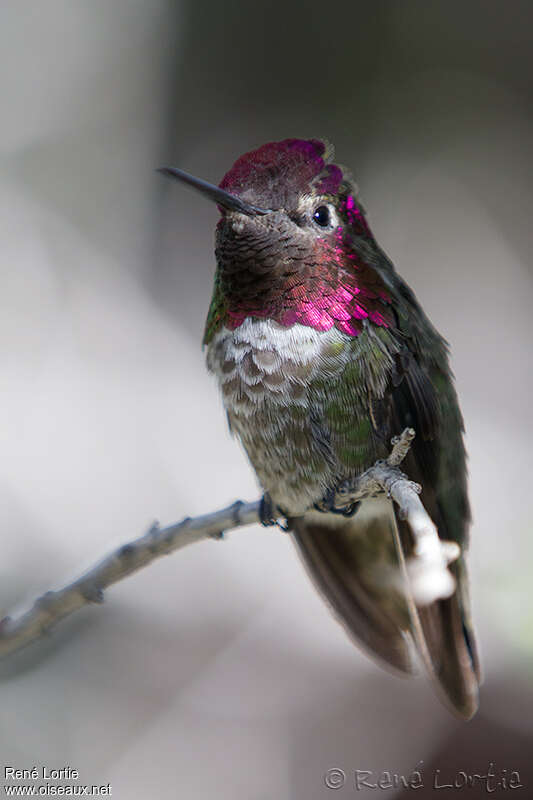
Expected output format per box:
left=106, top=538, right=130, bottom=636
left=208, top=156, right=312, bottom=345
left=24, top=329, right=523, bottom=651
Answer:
left=312, top=205, right=331, bottom=227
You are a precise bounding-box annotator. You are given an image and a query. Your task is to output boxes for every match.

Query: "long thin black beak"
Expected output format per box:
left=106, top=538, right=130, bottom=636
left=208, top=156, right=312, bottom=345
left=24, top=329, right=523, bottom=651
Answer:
left=157, top=166, right=271, bottom=216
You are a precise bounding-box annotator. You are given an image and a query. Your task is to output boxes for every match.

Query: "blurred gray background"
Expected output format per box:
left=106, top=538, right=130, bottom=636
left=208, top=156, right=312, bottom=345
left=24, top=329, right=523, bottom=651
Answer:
left=1, top=1, right=532, bottom=797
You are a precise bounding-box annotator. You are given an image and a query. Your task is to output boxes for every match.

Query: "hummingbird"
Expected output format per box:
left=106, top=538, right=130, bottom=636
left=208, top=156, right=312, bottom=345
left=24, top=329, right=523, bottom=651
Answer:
left=159, top=138, right=480, bottom=719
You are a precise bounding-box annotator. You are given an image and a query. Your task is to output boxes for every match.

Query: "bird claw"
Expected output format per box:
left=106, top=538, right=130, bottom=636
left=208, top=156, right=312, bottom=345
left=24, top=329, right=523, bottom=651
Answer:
left=259, top=493, right=276, bottom=526
left=259, top=493, right=289, bottom=530
left=314, top=487, right=361, bottom=518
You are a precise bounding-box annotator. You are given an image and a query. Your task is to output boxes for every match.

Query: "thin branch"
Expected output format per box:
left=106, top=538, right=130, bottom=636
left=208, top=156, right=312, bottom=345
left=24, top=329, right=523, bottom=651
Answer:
left=0, top=501, right=259, bottom=660
left=333, top=428, right=460, bottom=604
left=0, top=428, right=459, bottom=661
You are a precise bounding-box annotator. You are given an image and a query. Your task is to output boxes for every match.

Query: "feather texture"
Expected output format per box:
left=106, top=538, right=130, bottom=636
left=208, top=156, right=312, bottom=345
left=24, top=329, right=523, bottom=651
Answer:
left=201, top=138, right=479, bottom=718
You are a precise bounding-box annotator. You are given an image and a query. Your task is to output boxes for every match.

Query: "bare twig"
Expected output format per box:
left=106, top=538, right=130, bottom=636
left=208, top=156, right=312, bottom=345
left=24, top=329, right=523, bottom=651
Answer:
left=0, top=500, right=259, bottom=660
left=0, top=428, right=459, bottom=660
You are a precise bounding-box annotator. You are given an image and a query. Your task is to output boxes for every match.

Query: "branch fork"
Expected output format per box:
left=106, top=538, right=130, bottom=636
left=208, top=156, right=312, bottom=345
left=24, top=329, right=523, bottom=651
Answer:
left=332, top=428, right=460, bottom=605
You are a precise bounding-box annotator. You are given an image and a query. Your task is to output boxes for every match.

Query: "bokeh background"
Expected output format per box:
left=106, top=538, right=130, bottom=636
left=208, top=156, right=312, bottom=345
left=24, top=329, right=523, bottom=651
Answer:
left=1, top=1, right=532, bottom=797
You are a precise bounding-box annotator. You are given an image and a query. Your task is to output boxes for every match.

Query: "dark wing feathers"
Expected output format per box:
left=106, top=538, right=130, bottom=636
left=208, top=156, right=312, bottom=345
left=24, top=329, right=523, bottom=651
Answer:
left=292, top=260, right=479, bottom=719
left=381, top=287, right=480, bottom=717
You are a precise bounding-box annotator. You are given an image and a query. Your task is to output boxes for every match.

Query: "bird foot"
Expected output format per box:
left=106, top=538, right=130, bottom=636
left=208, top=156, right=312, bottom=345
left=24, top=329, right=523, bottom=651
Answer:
left=313, top=487, right=361, bottom=517
left=259, top=493, right=289, bottom=531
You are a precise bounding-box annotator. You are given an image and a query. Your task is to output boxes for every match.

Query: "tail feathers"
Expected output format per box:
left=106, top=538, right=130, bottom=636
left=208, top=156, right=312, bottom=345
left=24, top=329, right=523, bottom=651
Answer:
left=289, top=503, right=480, bottom=720
left=290, top=502, right=416, bottom=676
left=394, top=515, right=480, bottom=720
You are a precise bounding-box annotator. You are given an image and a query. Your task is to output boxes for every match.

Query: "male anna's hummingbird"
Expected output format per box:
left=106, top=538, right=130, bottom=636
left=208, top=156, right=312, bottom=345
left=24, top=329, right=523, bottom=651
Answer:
left=160, top=139, right=480, bottom=719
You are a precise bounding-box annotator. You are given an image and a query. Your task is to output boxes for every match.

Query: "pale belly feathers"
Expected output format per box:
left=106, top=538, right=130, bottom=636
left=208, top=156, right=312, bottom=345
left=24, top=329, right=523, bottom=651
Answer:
left=206, top=317, right=360, bottom=514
